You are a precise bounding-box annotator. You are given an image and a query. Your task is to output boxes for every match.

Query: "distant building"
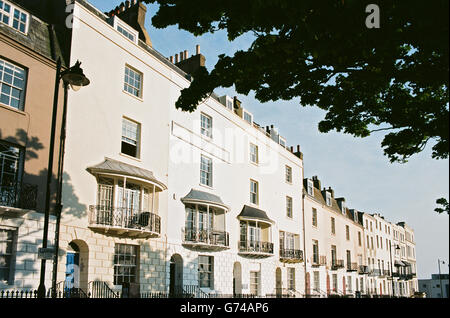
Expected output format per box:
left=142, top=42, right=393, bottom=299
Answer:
left=419, top=274, right=449, bottom=298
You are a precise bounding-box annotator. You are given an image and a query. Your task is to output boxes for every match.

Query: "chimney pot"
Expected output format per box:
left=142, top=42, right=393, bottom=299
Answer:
left=184, top=50, right=189, bottom=59
left=175, top=54, right=179, bottom=63
left=180, top=51, right=184, bottom=61
left=196, top=45, right=201, bottom=55
left=169, top=56, right=174, bottom=63
left=297, top=145, right=300, bottom=152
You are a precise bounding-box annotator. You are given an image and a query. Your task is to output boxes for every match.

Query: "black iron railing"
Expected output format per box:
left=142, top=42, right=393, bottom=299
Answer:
left=182, top=228, right=229, bottom=247
left=280, top=248, right=303, bottom=261
left=88, top=205, right=161, bottom=234
left=89, top=281, right=119, bottom=298
left=347, top=262, right=358, bottom=272
left=238, top=240, right=274, bottom=254
left=358, top=265, right=370, bottom=274
left=0, top=183, right=38, bottom=210
left=331, top=259, right=345, bottom=270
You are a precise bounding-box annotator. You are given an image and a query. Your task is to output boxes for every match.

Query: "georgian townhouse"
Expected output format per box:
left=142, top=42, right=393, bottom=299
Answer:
left=303, top=176, right=366, bottom=297
left=0, top=0, right=66, bottom=290
left=1, top=0, right=307, bottom=297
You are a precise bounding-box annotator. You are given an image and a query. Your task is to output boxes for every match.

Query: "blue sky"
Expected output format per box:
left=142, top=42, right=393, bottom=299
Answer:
left=89, top=0, right=449, bottom=278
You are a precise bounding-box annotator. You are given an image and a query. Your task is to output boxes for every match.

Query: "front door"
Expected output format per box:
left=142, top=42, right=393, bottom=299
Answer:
left=65, top=252, right=80, bottom=296
left=275, top=268, right=282, bottom=297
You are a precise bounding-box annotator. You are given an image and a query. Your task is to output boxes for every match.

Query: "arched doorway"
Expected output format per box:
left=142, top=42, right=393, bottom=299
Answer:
left=233, top=262, right=242, bottom=296
left=169, top=254, right=183, bottom=297
left=65, top=240, right=89, bottom=296
left=275, top=267, right=282, bottom=297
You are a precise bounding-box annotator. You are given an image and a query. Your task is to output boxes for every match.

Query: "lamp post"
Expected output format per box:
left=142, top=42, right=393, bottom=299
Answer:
left=389, top=241, right=400, bottom=298
left=37, top=58, right=90, bottom=298
left=438, top=259, right=446, bottom=298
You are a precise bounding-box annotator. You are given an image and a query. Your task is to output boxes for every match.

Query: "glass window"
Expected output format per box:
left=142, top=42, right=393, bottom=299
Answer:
left=0, top=1, right=28, bottom=33
left=346, top=225, right=350, bottom=240
left=0, top=227, right=16, bottom=283
left=200, top=155, right=212, bottom=187
left=0, top=140, right=23, bottom=208
left=124, top=65, right=142, bottom=98
left=198, top=255, right=213, bottom=288
left=326, top=192, right=332, bottom=206
left=285, top=165, right=292, bottom=183
left=243, top=111, right=252, bottom=124
left=117, top=23, right=136, bottom=42
left=312, top=208, right=317, bottom=227
left=200, top=113, right=212, bottom=138
left=313, top=271, right=320, bottom=292
left=113, top=244, right=138, bottom=285
left=0, top=58, right=26, bottom=110
left=331, top=217, right=335, bottom=235
left=249, top=143, right=258, bottom=164
left=286, top=196, right=293, bottom=218
left=312, top=240, right=319, bottom=264
left=121, top=118, right=140, bottom=158
left=250, top=180, right=258, bottom=205
left=307, top=179, right=314, bottom=196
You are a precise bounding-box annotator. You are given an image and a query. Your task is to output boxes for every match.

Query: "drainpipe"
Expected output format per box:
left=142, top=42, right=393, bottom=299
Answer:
left=301, top=166, right=307, bottom=297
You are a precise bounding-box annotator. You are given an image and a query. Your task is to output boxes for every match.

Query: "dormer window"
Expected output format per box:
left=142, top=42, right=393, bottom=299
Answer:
left=279, top=137, right=286, bottom=148
left=307, top=180, right=314, bottom=196
left=341, top=202, right=346, bottom=214
left=354, top=212, right=358, bottom=222
left=243, top=110, right=253, bottom=124
left=113, top=16, right=138, bottom=44
left=0, top=1, right=29, bottom=34
left=326, top=192, right=332, bottom=206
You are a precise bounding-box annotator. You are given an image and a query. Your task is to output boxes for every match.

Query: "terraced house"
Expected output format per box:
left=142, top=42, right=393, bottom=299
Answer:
left=0, top=0, right=418, bottom=298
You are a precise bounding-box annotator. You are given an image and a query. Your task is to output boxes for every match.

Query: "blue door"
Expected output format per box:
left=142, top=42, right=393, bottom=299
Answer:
left=65, top=252, right=80, bottom=296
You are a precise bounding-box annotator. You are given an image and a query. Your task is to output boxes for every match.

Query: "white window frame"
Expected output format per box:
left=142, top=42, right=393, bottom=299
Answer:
left=113, top=244, right=138, bottom=285
left=285, top=165, right=292, bottom=183
left=250, top=179, right=258, bottom=205
left=307, top=179, right=314, bottom=196
left=0, top=0, right=29, bottom=34
left=249, top=143, right=258, bottom=164
left=0, top=226, right=16, bottom=284
left=326, top=192, right=332, bottom=206
left=0, top=58, right=27, bottom=111
left=121, top=117, right=141, bottom=158
left=286, top=196, right=293, bottom=218
left=123, top=65, right=143, bottom=99
left=198, top=255, right=214, bottom=288
left=200, top=155, right=213, bottom=187
left=243, top=110, right=253, bottom=124
left=113, top=16, right=138, bottom=44
left=200, top=113, right=213, bottom=138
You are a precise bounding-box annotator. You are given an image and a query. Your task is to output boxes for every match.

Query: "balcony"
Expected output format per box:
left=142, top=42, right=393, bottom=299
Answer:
left=238, top=240, right=274, bottom=258
left=280, top=249, right=304, bottom=263
left=347, top=263, right=358, bottom=272
left=88, top=205, right=160, bottom=238
left=182, top=227, right=229, bottom=251
left=358, top=265, right=370, bottom=275
left=311, top=255, right=327, bottom=267
left=331, top=259, right=345, bottom=270
left=382, top=269, right=391, bottom=277
left=0, top=184, right=38, bottom=216
left=370, top=269, right=381, bottom=277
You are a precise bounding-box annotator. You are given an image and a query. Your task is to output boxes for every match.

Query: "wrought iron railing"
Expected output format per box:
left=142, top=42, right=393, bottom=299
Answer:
left=331, top=259, right=345, bottom=270
left=279, top=248, right=303, bottom=261
left=182, top=227, right=229, bottom=247
left=370, top=269, right=381, bottom=276
left=0, top=183, right=38, bottom=210
left=89, top=281, right=119, bottom=298
left=347, top=262, right=358, bottom=271
left=88, top=205, right=160, bottom=234
left=238, top=240, right=273, bottom=254
left=358, top=265, right=370, bottom=274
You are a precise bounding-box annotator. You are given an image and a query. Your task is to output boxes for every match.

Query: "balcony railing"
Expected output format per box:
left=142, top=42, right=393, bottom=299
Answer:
left=280, top=248, right=304, bottom=263
left=182, top=227, right=229, bottom=250
left=331, top=259, right=345, bottom=270
left=311, top=255, right=327, bottom=267
left=238, top=240, right=274, bottom=257
left=0, top=184, right=38, bottom=211
left=88, top=205, right=160, bottom=238
left=347, top=263, right=358, bottom=272
left=370, top=269, right=381, bottom=276
left=358, top=265, right=370, bottom=274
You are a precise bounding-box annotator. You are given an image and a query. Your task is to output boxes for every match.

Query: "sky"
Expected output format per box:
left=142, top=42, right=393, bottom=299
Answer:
left=89, top=0, right=449, bottom=279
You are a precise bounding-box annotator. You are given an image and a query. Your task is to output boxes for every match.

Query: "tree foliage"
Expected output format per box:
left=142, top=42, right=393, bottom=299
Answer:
left=145, top=0, right=449, bottom=163
left=435, top=198, right=449, bottom=215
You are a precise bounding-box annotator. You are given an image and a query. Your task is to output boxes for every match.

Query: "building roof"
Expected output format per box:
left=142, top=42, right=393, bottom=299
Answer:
left=86, top=157, right=167, bottom=190
left=181, top=189, right=228, bottom=210
left=237, top=205, right=274, bottom=224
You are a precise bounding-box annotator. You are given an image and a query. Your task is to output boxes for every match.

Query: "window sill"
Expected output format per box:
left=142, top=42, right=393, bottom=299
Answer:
left=119, top=152, right=141, bottom=162
left=122, top=89, right=144, bottom=102
left=199, top=183, right=214, bottom=191
left=0, top=103, right=26, bottom=116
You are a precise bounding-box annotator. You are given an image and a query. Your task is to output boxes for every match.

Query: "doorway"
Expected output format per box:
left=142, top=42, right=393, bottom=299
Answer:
left=275, top=267, right=282, bottom=297
left=169, top=254, right=183, bottom=297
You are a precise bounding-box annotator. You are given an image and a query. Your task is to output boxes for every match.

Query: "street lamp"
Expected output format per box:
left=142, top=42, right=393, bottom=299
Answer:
left=389, top=241, right=400, bottom=298
left=438, top=259, right=446, bottom=298
left=37, top=58, right=90, bottom=298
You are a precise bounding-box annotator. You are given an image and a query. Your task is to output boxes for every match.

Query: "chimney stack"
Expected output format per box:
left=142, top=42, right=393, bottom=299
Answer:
left=175, top=45, right=206, bottom=76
